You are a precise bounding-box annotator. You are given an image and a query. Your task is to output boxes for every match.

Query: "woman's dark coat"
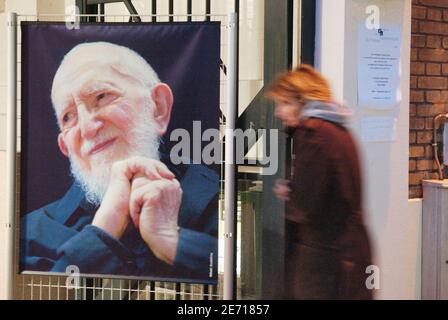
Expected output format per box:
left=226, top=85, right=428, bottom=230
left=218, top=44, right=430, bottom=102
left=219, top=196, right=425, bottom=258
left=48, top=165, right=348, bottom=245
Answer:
left=285, top=117, right=373, bottom=300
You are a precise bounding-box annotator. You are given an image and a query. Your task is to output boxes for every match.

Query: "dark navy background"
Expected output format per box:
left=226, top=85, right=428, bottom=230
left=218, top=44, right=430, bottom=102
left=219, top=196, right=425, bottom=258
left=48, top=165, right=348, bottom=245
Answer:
left=20, top=22, right=220, bottom=214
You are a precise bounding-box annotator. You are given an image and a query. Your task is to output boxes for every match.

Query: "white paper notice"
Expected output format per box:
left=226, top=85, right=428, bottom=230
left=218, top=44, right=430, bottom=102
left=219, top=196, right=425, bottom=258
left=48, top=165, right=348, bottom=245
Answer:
left=357, top=24, right=402, bottom=109
left=361, top=117, right=397, bottom=142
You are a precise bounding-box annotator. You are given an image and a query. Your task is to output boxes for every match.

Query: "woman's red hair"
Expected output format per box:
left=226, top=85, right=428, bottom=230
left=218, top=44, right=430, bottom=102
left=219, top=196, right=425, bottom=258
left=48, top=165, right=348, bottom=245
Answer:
left=267, top=64, right=332, bottom=103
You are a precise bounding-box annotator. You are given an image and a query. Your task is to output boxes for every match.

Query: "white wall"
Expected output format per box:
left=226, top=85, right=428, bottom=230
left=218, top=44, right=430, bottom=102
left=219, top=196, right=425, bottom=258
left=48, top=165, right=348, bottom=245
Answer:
left=317, top=0, right=421, bottom=299
left=315, top=0, right=346, bottom=102
left=408, top=198, right=422, bottom=299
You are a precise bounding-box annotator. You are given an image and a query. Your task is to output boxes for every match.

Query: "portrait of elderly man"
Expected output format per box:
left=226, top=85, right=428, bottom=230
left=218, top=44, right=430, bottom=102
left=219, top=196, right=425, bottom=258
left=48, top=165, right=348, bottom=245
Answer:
left=20, top=41, right=219, bottom=281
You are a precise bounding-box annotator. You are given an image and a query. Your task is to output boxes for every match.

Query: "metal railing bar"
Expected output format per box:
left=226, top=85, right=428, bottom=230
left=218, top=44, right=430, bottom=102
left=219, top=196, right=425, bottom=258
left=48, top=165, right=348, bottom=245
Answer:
left=99, top=3, right=105, bottom=22
left=152, top=0, right=157, bottom=22
left=123, top=0, right=141, bottom=22
left=17, top=13, right=227, bottom=17
left=206, top=0, right=211, bottom=22
left=169, top=0, right=174, bottom=22
left=187, top=0, right=192, bottom=22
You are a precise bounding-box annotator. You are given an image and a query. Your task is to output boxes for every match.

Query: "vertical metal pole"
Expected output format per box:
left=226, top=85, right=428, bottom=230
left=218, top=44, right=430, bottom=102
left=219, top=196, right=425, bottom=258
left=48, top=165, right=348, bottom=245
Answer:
left=169, top=0, right=174, bottom=22
left=187, top=0, right=192, bottom=22
left=224, top=12, right=237, bottom=301
left=6, top=12, right=17, bottom=300
left=152, top=0, right=157, bottom=22
left=99, top=3, right=105, bottom=23
left=205, top=0, right=211, bottom=21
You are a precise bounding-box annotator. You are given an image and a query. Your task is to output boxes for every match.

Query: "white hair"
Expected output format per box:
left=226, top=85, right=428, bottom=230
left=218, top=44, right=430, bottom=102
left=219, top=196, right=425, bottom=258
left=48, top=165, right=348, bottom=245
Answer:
left=51, top=41, right=160, bottom=114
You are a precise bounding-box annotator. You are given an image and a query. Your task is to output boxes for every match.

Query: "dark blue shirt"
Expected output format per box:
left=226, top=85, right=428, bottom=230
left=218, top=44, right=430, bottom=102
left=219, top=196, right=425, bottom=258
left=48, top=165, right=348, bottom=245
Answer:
left=20, top=161, right=219, bottom=283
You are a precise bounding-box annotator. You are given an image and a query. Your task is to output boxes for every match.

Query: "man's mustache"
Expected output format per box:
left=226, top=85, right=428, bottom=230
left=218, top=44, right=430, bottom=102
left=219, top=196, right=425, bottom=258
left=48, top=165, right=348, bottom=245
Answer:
left=80, top=130, right=121, bottom=156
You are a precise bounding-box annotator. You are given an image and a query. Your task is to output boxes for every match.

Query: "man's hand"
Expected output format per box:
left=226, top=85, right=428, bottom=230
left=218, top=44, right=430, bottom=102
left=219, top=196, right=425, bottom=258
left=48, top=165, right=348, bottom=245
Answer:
left=129, top=175, right=182, bottom=265
left=92, top=156, right=175, bottom=240
left=273, top=179, right=291, bottom=201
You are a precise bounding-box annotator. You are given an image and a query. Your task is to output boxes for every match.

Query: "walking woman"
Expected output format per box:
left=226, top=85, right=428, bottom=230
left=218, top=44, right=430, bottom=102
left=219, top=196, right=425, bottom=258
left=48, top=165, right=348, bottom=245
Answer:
left=269, top=65, right=373, bottom=300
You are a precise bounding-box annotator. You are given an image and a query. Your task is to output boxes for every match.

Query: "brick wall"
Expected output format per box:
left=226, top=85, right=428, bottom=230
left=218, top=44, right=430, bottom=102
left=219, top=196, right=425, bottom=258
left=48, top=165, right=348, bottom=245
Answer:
left=410, top=0, right=448, bottom=198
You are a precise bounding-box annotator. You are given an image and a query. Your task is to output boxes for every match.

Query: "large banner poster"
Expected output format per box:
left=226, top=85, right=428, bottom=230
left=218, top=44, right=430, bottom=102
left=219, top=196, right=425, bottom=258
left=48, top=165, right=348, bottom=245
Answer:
left=19, top=22, right=220, bottom=284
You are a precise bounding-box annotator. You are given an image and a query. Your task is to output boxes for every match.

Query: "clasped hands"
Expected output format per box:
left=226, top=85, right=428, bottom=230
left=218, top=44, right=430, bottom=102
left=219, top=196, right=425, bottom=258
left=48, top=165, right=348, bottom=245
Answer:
left=92, top=156, right=182, bottom=265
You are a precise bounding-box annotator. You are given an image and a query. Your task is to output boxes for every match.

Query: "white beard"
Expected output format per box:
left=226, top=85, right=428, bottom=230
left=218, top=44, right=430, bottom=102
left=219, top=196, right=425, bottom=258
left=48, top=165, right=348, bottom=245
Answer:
left=69, top=108, right=161, bottom=206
